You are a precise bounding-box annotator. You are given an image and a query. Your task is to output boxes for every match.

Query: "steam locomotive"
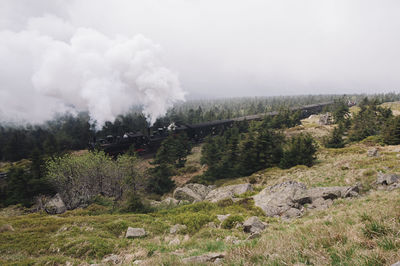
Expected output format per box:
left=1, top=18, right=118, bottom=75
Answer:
left=92, top=102, right=334, bottom=156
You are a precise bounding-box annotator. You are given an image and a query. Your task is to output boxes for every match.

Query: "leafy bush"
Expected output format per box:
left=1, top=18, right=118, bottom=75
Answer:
left=221, top=215, right=244, bottom=229
left=46, top=151, right=143, bottom=209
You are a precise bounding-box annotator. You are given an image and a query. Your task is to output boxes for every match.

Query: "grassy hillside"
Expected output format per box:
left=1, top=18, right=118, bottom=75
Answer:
left=1, top=114, right=400, bottom=265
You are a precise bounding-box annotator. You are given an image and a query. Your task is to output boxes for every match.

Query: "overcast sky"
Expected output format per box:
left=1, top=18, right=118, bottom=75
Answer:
left=1, top=0, right=400, bottom=123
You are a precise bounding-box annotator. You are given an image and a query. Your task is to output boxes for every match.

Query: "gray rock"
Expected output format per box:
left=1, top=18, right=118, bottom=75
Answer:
left=376, top=172, right=400, bottom=186
left=44, top=193, right=67, bottom=214
left=217, top=214, right=231, bottom=223
left=253, top=181, right=307, bottom=218
left=170, top=224, right=187, bottom=234
left=0, top=224, right=14, bottom=233
left=126, top=227, right=146, bottom=238
left=318, top=113, right=332, bottom=125
left=169, top=237, right=181, bottom=246
left=173, top=183, right=214, bottom=203
left=391, top=262, right=400, bottom=266
left=102, top=254, right=122, bottom=264
left=182, top=253, right=225, bottom=264
left=243, top=216, right=266, bottom=233
left=367, top=148, right=379, bottom=157
left=205, top=183, right=253, bottom=203
left=133, top=260, right=145, bottom=265
left=254, top=181, right=359, bottom=218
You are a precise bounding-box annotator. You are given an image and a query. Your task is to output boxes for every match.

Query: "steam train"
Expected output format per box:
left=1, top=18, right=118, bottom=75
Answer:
left=92, top=102, right=334, bottom=156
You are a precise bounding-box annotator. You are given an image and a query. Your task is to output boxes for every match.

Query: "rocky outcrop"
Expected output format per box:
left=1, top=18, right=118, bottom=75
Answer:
left=205, top=183, right=253, bottom=202
left=243, top=216, right=267, bottom=234
left=367, top=148, right=379, bottom=157
left=182, top=252, right=225, bottom=264
left=318, top=113, right=332, bottom=125
left=44, top=193, right=67, bottom=214
left=253, top=181, right=359, bottom=219
left=126, top=227, right=146, bottom=238
left=173, top=183, right=215, bottom=203
left=376, top=172, right=400, bottom=190
left=173, top=183, right=252, bottom=203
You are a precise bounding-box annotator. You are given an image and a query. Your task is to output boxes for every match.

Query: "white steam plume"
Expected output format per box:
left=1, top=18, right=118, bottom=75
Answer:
left=0, top=15, right=185, bottom=127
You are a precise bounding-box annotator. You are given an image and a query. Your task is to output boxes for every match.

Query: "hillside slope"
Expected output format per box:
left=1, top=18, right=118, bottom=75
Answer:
left=1, top=114, right=400, bottom=265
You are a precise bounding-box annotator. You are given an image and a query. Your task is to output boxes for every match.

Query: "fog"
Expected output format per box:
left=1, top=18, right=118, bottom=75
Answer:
left=1, top=0, right=400, bottom=125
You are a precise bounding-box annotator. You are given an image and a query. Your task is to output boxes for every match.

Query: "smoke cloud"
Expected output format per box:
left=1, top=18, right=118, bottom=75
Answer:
left=0, top=12, right=185, bottom=126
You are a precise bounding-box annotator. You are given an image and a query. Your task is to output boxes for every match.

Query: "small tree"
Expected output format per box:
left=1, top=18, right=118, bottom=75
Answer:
left=280, top=133, right=317, bottom=169
left=382, top=116, right=400, bottom=145
left=323, top=124, right=345, bottom=148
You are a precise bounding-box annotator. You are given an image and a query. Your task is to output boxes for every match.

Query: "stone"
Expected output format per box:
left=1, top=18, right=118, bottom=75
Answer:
left=169, top=237, right=181, bottom=246
left=162, top=197, right=180, bottom=206
left=44, top=193, right=67, bottom=214
left=243, top=216, right=266, bottom=233
left=183, top=234, right=190, bottom=242
left=217, top=214, right=231, bottom=223
left=367, top=148, right=379, bottom=157
left=376, top=172, right=400, bottom=186
left=0, top=224, right=14, bottom=233
left=133, top=260, right=145, bottom=265
left=126, top=227, right=146, bottom=238
left=205, top=183, right=253, bottom=203
left=206, top=222, right=217, bottom=228
left=391, top=262, right=400, bottom=266
left=253, top=181, right=307, bottom=218
left=253, top=181, right=359, bottom=218
left=170, top=224, right=187, bottom=234
left=102, top=254, right=122, bottom=264
left=182, top=253, right=225, bottom=264
left=173, top=183, right=214, bottom=203
left=318, top=113, right=332, bottom=125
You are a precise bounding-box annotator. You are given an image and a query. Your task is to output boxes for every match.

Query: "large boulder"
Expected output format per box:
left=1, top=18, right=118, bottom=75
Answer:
left=253, top=181, right=359, bottom=218
left=205, top=183, right=253, bottom=203
left=44, top=194, right=67, bottom=214
left=253, top=181, right=307, bottom=218
left=173, top=183, right=214, bottom=203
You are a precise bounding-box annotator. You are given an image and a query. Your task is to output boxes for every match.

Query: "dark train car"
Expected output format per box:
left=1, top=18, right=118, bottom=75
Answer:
left=93, top=101, right=335, bottom=156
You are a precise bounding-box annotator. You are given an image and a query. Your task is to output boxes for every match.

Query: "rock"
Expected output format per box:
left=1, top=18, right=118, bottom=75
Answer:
left=243, top=216, right=266, bottom=233
left=391, top=262, right=400, bottom=266
left=0, top=224, right=14, bottom=233
left=367, top=148, right=379, bottom=157
left=162, top=197, right=180, bottom=206
left=126, top=227, right=146, bottom=238
left=206, top=222, right=217, bottom=228
left=169, top=237, right=181, bottom=246
left=102, top=254, right=122, bottom=264
left=217, top=214, right=231, bottom=223
left=307, top=198, right=333, bottom=211
left=205, top=183, right=253, bottom=203
left=182, top=253, right=225, bottom=264
left=173, top=183, right=214, bottom=203
left=318, top=113, right=332, bottom=125
left=376, top=172, right=400, bottom=186
left=44, top=193, right=67, bottom=214
left=170, top=224, right=187, bottom=234
left=254, top=181, right=359, bottom=218
left=133, top=260, right=145, bottom=265
left=183, top=234, right=190, bottom=242
left=253, top=181, right=307, bottom=218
